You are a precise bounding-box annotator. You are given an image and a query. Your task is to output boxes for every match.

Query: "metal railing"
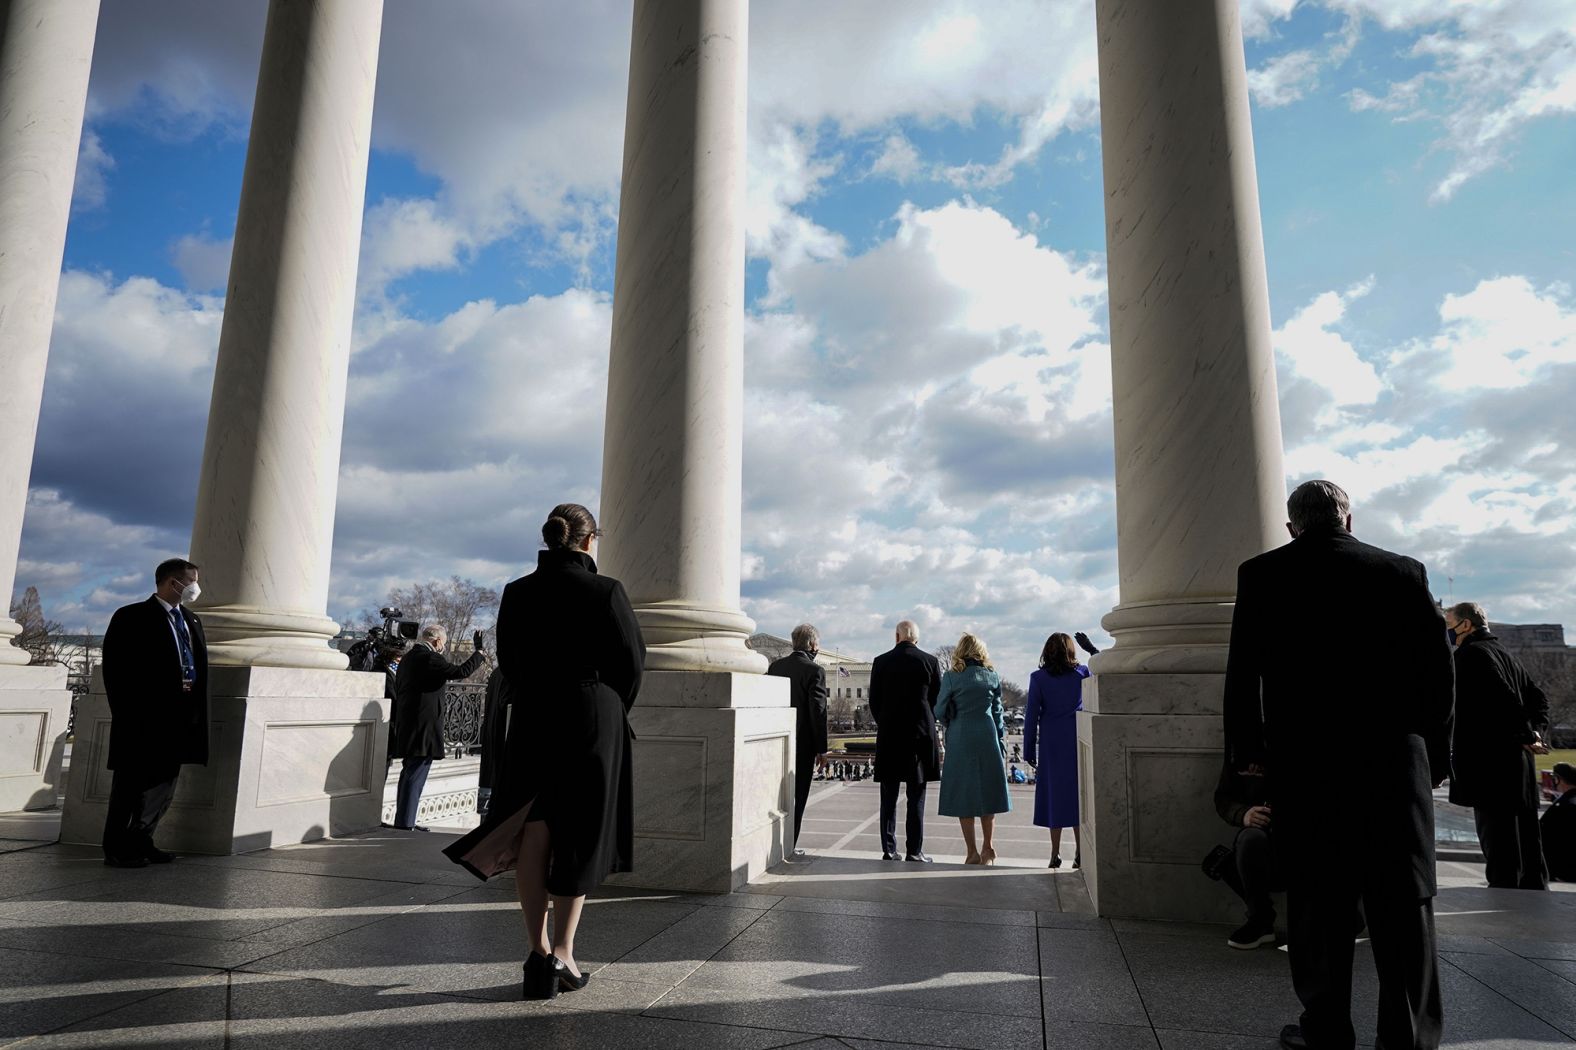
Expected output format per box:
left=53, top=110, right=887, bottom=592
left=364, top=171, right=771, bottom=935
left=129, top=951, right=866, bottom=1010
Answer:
left=441, top=683, right=487, bottom=759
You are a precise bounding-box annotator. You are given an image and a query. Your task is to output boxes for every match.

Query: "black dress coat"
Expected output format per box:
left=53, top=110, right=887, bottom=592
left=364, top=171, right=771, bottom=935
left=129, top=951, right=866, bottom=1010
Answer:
left=1542, top=788, right=1576, bottom=882
left=1224, top=527, right=1454, bottom=898
left=389, top=643, right=485, bottom=762
left=1448, top=630, right=1549, bottom=812
left=444, top=548, right=645, bottom=897
left=101, top=596, right=211, bottom=772
left=765, top=650, right=828, bottom=760
left=869, top=641, right=942, bottom=784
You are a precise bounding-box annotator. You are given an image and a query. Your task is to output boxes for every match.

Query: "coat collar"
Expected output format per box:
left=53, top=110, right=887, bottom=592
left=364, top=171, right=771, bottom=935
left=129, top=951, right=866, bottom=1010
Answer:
left=1459, top=628, right=1496, bottom=645
left=537, top=548, right=598, bottom=573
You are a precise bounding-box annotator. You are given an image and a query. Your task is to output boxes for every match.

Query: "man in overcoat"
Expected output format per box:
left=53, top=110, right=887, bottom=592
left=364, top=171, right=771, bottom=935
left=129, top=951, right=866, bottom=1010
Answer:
left=100, top=558, right=211, bottom=867
left=389, top=624, right=486, bottom=830
left=1224, top=481, right=1454, bottom=1050
left=1444, top=601, right=1550, bottom=889
left=870, top=620, right=941, bottom=862
left=766, top=623, right=829, bottom=853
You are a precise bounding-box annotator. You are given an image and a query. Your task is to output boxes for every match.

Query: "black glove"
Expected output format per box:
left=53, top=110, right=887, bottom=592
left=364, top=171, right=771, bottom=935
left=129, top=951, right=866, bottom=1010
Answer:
left=473, top=630, right=486, bottom=654
left=1075, top=631, right=1099, bottom=656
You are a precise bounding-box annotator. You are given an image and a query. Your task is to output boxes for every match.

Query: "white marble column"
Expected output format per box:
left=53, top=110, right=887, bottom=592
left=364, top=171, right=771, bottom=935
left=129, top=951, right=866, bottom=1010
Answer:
left=0, top=0, right=100, bottom=663
left=599, top=0, right=764, bottom=675
left=597, top=0, right=793, bottom=894
left=187, top=0, right=382, bottom=669
left=1079, top=0, right=1287, bottom=920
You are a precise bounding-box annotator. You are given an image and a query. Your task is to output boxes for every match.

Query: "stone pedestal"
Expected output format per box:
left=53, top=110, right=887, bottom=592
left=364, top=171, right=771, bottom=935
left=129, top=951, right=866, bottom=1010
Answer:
left=607, top=670, right=794, bottom=894
left=61, top=667, right=387, bottom=854
left=1085, top=0, right=1288, bottom=920
left=0, top=665, right=70, bottom=812
left=1078, top=674, right=1239, bottom=923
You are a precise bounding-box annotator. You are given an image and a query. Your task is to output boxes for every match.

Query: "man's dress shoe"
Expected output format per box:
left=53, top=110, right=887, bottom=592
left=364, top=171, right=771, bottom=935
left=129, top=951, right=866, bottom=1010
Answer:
left=904, top=852, right=933, bottom=863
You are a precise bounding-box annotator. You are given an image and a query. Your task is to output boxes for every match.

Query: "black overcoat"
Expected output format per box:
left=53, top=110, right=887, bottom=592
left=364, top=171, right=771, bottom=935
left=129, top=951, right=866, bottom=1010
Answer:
left=765, top=650, right=828, bottom=759
left=101, top=596, right=211, bottom=771
left=389, top=643, right=485, bottom=761
left=870, top=641, right=942, bottom=784
left=1448, top=630, right=1549, bottom=811
left=1224, top=528, right=1454, bottom=898
left=444, top=549, right=645, bottom=897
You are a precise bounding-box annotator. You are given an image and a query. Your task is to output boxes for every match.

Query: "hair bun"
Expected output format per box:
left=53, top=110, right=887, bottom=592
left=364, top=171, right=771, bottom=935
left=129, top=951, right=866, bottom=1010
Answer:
left=542, top=515, right=571, bottom=546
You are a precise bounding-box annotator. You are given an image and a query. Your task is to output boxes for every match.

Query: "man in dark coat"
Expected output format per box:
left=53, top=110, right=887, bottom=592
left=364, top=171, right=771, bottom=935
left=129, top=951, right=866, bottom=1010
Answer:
left=870, top=619, right=941, bottom=862
left=1541, top=762, right=1576, bottom=882
left=100, top=558, right=211, bottom=868
left=388, top=624, right=486, bottom=831
left=1444, top=601, right=1551, bottom=889
left=766, top=623, right=829, bottom=854
left=1224, top=480, right=1454, bottom=1050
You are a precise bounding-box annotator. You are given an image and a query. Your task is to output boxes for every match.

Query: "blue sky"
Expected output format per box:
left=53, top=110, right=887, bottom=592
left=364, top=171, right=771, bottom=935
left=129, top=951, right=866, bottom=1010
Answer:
left=18, top=0, right=1576, bottom=676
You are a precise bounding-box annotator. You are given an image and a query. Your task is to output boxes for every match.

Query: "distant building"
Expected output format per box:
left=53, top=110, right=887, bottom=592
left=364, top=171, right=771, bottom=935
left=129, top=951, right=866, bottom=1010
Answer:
left=748, top=632, right=872, bottom=726
left=1489, top=621, right=1575, bottom=747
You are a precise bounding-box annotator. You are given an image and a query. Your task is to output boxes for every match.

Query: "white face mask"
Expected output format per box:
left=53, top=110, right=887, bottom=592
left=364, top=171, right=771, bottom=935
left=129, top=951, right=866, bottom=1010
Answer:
left=180, top=580, right=202, bottom=605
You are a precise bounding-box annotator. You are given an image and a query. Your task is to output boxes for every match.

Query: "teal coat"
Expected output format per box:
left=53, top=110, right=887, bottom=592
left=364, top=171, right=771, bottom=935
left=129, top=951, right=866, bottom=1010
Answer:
left=937, top=662, right=1012, bottom=817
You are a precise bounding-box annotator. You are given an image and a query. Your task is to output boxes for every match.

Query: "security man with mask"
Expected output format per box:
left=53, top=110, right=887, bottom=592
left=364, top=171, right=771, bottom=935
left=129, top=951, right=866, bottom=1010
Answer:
left=100, top=558, right=211, bottom=867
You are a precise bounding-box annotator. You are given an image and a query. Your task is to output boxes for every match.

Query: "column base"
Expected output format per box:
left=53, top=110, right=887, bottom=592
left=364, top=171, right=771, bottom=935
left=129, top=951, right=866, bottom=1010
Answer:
left=0, top=664, right=70, bottom=812
left=192, top=606, right=349, bottom=670
left=633, top=601, right=769, bottom=674
left=605, top=670, right=793, bottom=894
left=1090, top=598, right=1234, bottom=675
left=61, top=666, right=388, bottom=854
left=1077, top=672, right=1240, bottom=922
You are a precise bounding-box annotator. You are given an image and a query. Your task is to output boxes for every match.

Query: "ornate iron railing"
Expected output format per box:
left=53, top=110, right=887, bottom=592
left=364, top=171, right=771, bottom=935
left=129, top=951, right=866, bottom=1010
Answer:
left=441, top=682, right=487, bottom=758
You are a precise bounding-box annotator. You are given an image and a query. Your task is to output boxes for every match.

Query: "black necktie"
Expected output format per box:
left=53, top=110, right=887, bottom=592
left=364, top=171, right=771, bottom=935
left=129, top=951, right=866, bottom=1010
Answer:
left=170, top=607, right=195, bottom=683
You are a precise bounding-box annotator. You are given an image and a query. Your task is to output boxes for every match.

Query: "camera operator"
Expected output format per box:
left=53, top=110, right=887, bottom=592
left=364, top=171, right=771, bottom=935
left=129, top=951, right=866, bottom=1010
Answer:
left=1212, top=759, right=1282, bottom=949
left=387, top=624, right=487, bottom=831
left=345, top=626, right=384, bottom=673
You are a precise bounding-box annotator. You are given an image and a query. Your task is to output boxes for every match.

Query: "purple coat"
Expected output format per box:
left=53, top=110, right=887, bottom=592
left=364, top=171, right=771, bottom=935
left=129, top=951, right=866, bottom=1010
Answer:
left=1024, top=665, right=1087, bottom=828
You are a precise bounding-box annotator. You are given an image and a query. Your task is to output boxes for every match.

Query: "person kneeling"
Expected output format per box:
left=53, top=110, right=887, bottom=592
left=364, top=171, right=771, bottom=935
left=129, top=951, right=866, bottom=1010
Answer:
left=1213, top=759, right=1281, bottom=949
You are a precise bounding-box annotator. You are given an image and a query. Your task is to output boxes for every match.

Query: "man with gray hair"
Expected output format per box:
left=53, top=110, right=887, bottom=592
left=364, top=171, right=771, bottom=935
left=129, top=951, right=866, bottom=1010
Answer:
left=766, top=623, right=829, bottom=854
left=1225, top=479, right=1454, bottom=1050
left=1444, top=601, right=1551, bottom=889
left=389, top=623, right=487, bottom=831
left=870, top=619, right=942, bottom=862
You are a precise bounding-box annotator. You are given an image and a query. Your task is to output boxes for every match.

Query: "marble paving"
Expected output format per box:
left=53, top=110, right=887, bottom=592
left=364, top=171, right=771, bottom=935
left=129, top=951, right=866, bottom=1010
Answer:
left=0, top=783, right=1570, bottom=1049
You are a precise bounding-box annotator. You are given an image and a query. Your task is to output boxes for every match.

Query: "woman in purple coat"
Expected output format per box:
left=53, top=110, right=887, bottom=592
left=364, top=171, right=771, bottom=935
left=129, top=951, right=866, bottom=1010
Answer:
left=1023, top=632, right=1098, bottom=869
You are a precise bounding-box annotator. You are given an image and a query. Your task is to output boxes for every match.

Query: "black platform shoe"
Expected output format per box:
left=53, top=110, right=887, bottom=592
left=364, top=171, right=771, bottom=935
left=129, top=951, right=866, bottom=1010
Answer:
left=522, top=952, right=560, bottom=1000
left=1049, top=853, right=1062, bottom=869
left=556, top=957, right=591, bottom=993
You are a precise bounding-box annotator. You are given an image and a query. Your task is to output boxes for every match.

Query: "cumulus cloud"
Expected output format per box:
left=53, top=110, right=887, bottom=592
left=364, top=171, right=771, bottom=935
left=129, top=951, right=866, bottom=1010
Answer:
left=71, top=130, right=115, bottom=211
left=170, top=232, right=233, bottom=292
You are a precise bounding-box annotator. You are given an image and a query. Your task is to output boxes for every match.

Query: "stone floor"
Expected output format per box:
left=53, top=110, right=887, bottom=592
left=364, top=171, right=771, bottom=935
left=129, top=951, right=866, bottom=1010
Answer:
left=0, top=783, right=1571, bottom=1049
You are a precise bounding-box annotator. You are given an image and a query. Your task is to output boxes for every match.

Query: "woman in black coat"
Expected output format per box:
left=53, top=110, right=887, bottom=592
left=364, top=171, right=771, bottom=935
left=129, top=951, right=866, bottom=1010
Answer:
left=444, top=503, right=645, bottom=1000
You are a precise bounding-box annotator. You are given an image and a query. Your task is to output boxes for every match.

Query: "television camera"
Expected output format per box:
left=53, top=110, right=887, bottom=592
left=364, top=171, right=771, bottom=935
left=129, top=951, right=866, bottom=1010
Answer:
left=345, top=607, right=420, bottom=671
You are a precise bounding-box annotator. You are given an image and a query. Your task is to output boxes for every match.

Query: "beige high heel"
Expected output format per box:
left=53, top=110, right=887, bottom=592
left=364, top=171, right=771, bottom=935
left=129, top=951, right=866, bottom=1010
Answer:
left=982, top=848, right=997, bottom=867
left=964, top=852, right=982, bottom=865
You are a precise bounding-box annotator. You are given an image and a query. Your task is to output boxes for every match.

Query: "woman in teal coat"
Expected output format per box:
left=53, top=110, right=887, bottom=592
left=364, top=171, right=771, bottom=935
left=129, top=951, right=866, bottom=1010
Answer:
left=937, top=633, right=1011, bottom=864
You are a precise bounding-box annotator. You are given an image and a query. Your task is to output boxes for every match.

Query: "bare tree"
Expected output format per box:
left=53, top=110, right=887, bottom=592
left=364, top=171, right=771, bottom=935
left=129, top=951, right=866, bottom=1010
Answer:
left=8, top=587, right=64, bottom=666
left=1000, top=678, right=1027, bottom=713
left=933, top=644, right=956, bottom=671
left=364, top=575, right=500, bottom=651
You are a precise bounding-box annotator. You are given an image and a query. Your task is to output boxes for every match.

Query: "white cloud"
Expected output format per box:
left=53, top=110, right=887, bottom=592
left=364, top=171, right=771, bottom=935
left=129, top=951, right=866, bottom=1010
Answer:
left=1422, top=276, right=1576, bottom=391
left=170, top=232, right=233, bottom=292
left=1274, top=277, right=1383, bottom=408
left=71, top=130, right=115, bottom=211
left=867, top=133, right=923, bottom=183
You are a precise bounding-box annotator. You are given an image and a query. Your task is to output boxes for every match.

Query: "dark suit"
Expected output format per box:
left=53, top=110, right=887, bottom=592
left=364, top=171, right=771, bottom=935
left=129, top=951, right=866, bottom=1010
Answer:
left=1448, top=630, right=1550, bottom=889
left=766, top=649, right=828, bottom=845
left=869, top=640, right=941, bottom=857
left=389, top=642, right=485, bottom=827
left=1224, top=527, right=1453, bottom=1050
left=100, top=595, right=211, bottom=861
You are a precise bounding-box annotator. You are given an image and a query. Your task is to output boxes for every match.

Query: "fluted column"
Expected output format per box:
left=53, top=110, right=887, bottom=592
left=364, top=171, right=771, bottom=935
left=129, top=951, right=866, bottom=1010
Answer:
left=599, top=0, right=764, bottom=674
left=1091, top=0, right=1286, bottom=676
left=188, top=0, right=382, bottom=669
left=0, top=0, right=100, bottom=663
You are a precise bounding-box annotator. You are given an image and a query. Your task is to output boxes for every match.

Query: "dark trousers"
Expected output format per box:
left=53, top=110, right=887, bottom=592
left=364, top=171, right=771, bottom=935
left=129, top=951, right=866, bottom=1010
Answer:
left=102, top=762, right=180, bottom=860
left=1233, top=826, right=1282, bottom=925
left=1474, top=807, right=1548, bottom=889
left=1289, top=880, right=1443, bottom=1050
left=393, top=757, right=432, bottom=828
left=879, top=779, right=927, bottom=856
left=792, top=750, right=816, bottom=844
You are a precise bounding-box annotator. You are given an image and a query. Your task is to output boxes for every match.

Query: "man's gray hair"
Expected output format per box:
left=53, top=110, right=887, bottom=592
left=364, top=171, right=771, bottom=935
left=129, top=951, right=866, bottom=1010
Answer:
left=791, top=623, right=819, bottom=652
left=895, top=620, right=919, bottom=642
left=420, top=623, right=447, bottom=646
left=1287, top=479, right=1351, bottom=533
left=1449, top=602, right=1487, bottom=630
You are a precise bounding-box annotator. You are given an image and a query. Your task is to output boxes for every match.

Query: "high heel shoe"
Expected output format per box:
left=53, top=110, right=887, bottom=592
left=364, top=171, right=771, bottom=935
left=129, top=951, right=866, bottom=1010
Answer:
left=556, top=957, right=591, bottom=992
left=1049, top=853, right=1062, bottom=869
left=981, top=848, right=997, bottom=867
left=522, top=952, right=560, bottom=1001
left=964, top=852, right=982, bottom=865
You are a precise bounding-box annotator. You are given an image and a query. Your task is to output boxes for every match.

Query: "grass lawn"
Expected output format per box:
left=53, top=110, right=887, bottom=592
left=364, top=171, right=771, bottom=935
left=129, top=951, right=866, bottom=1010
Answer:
left=1541, top=749, right=1575, bottom=771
